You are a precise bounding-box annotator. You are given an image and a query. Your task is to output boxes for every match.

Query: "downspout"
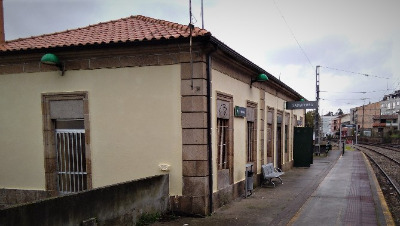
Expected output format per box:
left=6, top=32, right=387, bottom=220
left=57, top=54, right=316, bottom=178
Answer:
left=206, top=45, right=217, bottom=214
left=0, top=0, right=5, bottom=45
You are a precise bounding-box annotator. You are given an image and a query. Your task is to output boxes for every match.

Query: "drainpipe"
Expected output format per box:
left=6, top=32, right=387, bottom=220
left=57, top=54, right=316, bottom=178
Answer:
left=206, top=45, right=217, bottom=214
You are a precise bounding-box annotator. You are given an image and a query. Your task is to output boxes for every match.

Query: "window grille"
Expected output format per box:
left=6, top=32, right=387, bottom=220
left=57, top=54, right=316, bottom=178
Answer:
left=55, top=129, right=87, bottom=194
left=267, top=110, right=274, bottom=158
left=247, top=121, right=255, bottom=162
left=267, top=126, right=273, bottom=157
left=217, top=118, right=229, bottom=170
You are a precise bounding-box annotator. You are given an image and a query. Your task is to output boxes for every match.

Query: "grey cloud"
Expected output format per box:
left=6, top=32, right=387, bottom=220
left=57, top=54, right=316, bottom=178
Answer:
left=268, top=35, right=393, bottom=110
left=4, top=0, right=105, bottom=40
left=268, top=35, right=393, bottom=79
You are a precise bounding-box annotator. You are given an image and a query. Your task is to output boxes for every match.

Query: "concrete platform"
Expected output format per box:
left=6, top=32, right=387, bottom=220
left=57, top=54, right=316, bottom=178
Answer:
left=289, top=150, right=394, bottom=226
left=153, top=149, right=394, bottom=226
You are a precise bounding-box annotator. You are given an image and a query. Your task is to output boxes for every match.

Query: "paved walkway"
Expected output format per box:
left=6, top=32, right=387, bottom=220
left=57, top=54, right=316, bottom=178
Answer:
left=153, top=149, right=393, bottom=226
left=289, top=150, right=393, bottom=226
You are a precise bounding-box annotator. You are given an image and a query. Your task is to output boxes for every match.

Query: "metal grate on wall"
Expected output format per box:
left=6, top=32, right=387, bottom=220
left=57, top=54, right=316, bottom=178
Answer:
left=247, top=121, right=255, bottom=162
left=217, top=118, right=229, bottom=170
left=55, top=129, right=87, bottom=194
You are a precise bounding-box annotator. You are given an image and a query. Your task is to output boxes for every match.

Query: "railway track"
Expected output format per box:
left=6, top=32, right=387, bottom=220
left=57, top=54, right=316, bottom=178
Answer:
left=355, top=144, right=400, bottom=224
left=364, top=142, right=400, bottom=154
left=357, top=144, right=400, bottom=165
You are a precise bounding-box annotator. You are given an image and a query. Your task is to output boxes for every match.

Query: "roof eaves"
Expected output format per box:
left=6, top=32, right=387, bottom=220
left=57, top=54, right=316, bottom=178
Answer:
left=1, top=15, right=211, bottom=53
left=209, top=36, right=306, bottom=101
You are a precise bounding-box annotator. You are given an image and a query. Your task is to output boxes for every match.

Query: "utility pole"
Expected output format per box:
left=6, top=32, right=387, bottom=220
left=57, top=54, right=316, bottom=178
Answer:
left=315, top=65, right=320, bottom=154
left=355, top=124, right=358, bottom=144
left=362, top=104, right=365, bottom=136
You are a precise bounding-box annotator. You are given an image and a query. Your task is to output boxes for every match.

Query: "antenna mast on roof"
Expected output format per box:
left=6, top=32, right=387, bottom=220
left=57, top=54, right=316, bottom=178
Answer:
left=189, top=0, right=194, bottom=89
left=201, top=0, right=204, bottom=29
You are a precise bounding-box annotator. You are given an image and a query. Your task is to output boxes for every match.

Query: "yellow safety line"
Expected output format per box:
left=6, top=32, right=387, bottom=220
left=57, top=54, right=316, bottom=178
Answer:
left=362, top=152, right=395, bottom=226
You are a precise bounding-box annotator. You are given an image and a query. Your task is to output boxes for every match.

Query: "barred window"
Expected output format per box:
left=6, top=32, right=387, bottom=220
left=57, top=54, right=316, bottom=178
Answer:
left=247, top=121, right=255, bottom=162
left=216, top=94, right=233, bottom=188
left=267, top=109, right=274, bottom=158
left=42, top=92, right=91, bottom=194
left=55, top=119, right=87, bottom=194
left=246, top=104, right=257, bottom=163
left=217, top=118, right=229, bottom=170
left=56, top=129, right=87, bottom=193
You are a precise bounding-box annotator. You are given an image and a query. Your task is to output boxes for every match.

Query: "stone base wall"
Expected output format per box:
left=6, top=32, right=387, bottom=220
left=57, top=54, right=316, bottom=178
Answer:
left=0, top=175, right=169, bottom=226
left=169, top=195, right=209, bottom=216
left=169, top=179, right=246, bottom=216
left=282, top=160, right=294, bottom=172
left=0, top=189, right=53, bottom=210
left=212, top=180, right=245, bottom=210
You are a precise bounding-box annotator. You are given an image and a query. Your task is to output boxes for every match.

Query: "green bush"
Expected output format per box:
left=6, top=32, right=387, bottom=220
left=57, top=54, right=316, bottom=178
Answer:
left=390, top=130, right=400, bottom=139
left=136, top=212, right=161, bottom=226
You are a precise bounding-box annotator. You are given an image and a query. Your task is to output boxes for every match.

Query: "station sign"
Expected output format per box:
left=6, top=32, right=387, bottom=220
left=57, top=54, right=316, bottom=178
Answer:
left=234, top=106, right=246, bottom=117
left=286, top=101, right=318, bottom=110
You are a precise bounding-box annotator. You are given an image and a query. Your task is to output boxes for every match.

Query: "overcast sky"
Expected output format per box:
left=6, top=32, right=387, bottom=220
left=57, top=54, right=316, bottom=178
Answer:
left=3, top=0, right=400, bottom=114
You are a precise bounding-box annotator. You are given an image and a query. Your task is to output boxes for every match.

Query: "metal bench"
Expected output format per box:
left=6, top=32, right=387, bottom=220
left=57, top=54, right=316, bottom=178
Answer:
left=261, top=163, right=284, bottom=187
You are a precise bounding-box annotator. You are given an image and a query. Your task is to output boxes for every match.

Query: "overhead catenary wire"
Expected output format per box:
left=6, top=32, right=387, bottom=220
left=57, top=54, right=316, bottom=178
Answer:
left=272, top=0, right=313, bottom=69
left=321, top=65, right=391, bottom=80
left=320, top=89, right=395, bottom=94
left=321, top=98, right=371, bottom=101
left=318, top=66, right=397, bottom=109
left=269, top=1, right=396, bottom=113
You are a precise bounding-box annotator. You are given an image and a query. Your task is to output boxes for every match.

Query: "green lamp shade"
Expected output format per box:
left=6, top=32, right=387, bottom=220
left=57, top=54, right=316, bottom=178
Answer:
left=41, top=53, right=60, bottom=65
left=256, top=73, right=268, bottom=81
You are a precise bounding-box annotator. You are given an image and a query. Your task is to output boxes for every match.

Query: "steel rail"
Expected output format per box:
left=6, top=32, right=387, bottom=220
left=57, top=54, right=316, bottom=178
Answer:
left=357, top=144, right=400, bottom=165
left=362, top=151, right=400, bottom=197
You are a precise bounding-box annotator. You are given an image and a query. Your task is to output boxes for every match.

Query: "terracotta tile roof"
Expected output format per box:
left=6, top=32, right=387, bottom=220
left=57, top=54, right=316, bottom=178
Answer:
left=0, top=15, right=211, bottom=52
left=373, top=123, right=387, bottom=127
left=373, top=114, right=398, bottom=120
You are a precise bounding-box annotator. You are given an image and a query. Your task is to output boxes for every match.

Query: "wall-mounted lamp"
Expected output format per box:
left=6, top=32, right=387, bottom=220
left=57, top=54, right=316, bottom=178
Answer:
left=41, top=53, right=64, bottom=76
left=250, top=73, right=268, bottom=88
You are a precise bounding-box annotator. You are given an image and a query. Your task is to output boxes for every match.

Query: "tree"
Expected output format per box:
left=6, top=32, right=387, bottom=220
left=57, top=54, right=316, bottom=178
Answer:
left=336, top=108, right=343, bottom=116
left=305, top=110, right=315, bottom=128
left=324, top=111, right=334, bottom=116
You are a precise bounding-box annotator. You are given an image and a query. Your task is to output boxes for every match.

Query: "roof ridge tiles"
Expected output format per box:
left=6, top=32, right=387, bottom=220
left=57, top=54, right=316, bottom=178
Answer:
left=1, top=14, right=210, bottom=52
left=133, top=15, right=209, bottom=36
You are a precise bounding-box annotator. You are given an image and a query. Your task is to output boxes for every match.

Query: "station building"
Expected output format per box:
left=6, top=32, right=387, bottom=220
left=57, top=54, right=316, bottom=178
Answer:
left=0, top=15, right=306, bottom=215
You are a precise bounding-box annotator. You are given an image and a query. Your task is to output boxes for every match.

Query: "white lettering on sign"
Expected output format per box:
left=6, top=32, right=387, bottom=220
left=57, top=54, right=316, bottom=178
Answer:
left=286, top=101, right=317, bottom=109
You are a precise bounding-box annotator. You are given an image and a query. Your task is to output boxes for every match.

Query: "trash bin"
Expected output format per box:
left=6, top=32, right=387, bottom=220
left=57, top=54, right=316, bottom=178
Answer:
left=247, top=170, right=254, bottom=191
left=245, top=163, right=254, bottom=197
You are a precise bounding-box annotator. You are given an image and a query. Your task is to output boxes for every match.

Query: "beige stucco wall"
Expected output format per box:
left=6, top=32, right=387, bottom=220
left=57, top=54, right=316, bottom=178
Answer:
left=264, top=92, right=305, bottom=167
left=0, top=66, right=183, bottom=195
left=212, top=70, right=262, bottom=190
left=212, top=70, right=306, bottom=190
